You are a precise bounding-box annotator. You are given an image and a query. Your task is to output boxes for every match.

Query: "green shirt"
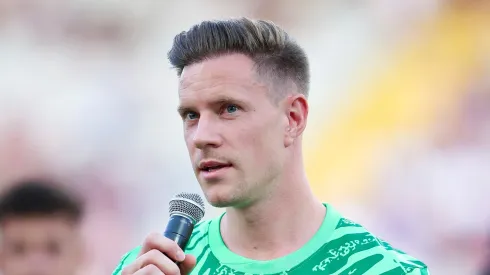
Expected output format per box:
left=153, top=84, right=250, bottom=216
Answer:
left=113, top=204, right=429, bottom=274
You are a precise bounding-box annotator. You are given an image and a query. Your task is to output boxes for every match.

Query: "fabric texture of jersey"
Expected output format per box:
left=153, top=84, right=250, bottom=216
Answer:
left=112, top=204, right=429, bottom=274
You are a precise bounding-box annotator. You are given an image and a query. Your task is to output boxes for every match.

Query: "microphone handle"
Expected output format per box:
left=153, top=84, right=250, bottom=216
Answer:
left=164, top=231, right=190, bottom=250
left=163, top=214, right=195, bottom=251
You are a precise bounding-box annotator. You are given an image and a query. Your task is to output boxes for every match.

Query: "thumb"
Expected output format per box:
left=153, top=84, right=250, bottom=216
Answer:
left=180, top=254, right=197, bottom=274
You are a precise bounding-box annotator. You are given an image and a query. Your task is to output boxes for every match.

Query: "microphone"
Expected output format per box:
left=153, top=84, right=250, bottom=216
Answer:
left=164, top=192, right=206, bottom=250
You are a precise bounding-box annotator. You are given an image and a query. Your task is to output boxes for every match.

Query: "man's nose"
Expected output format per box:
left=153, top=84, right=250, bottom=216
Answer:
left=192, top=116, right=222, bottom=149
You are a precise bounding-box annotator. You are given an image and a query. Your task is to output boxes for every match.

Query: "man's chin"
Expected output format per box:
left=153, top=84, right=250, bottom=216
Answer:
left=204, top=191, right=238, bottom=208
left=207, top=197, right=235, bottom=208
left=205, top=193, right=255, bottom=209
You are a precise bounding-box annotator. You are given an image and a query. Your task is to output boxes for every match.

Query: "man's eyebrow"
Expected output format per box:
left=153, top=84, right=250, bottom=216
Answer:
left=212, top=96, right=247, bottom=105
left=177, top=105, right=193, bottom=116
left=177, top=97, right=248, bottom=115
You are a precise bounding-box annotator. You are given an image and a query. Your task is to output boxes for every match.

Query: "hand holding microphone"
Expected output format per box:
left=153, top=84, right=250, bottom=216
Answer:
left=121, top=193, right=205, bottom=275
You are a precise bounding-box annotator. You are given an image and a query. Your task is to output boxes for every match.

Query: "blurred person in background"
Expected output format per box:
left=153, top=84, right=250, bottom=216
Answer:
left=0, top=2, right=147, bottom=273
left=0, top=179, right=84, bottom=275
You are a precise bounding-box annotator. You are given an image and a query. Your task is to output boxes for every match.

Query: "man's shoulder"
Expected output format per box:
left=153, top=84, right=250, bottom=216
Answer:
left=375, top=238, right=430, bottom=274
left=111, top=219, right=213, bottom=275
left=328, top=216, right=429, bottom=274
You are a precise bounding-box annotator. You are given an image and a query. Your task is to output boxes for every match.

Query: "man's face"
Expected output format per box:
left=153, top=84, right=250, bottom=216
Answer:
left=0, top=216, right=82, bottom=275
left=178, top=54, right=290, bottom=207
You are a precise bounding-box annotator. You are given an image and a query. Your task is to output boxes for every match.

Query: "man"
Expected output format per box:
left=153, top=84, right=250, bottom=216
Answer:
left=114, top=18, right=429, bottom=274
left=0, top=179, right=84, bottom=275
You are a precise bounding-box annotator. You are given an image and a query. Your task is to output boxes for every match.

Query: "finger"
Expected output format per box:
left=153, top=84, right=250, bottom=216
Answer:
left=180, top=254, right=197, bottom=275
left=139, top=232, right=185, bottom=262
left=133, top=264, right=163, bottom=275
left=122, top=249, right=180, bottom=275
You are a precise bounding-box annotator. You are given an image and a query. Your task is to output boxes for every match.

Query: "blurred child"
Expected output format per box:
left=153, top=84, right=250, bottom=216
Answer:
left=0, top=179, right=84, bottom=275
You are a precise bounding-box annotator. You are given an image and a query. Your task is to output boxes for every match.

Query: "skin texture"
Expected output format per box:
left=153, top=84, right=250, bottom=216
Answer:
left=178, top=54, right=288, bottom=208
left=0, top=216, right=82, bottom=275
left=179, top=54, right=325, bottom=260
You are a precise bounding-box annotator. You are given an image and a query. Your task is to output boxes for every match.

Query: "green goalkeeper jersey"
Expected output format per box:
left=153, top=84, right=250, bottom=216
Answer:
left=113, top=204, right=429, bottom=274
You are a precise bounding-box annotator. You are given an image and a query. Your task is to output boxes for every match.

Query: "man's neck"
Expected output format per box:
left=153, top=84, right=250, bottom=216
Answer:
left=220, top=173, right=326, bottom=260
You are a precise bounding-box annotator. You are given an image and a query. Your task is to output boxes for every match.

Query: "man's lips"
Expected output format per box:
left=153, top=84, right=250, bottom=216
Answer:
left=198, top=160, right=232, bottom=172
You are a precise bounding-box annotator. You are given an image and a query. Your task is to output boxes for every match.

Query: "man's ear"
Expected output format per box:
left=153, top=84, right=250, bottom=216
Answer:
left=284, top=94, right=309, bottom=147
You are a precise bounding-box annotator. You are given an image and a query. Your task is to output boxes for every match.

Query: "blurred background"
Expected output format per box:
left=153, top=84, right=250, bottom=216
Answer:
left=0, top=0, right=489, bottom=274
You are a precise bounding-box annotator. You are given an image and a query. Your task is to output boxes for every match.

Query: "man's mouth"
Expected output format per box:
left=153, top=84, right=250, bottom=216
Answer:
left=199, top=161, right=232, bottom=173
left=201, top=164, right=232, bottom=172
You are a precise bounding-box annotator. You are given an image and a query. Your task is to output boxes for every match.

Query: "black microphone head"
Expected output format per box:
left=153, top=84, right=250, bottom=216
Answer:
left=169, top=192, right=205, bottom=224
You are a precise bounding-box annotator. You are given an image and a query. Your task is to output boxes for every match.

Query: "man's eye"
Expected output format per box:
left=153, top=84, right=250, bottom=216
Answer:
left=186, top=112, right=199, bottom=120
left=225, top=104, right=239, bottom=114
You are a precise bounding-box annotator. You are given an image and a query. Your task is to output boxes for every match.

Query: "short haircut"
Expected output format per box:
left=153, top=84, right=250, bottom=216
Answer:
left=168, top=17, right=310, bottom=99
left=0, top=179, right=84, bottom=224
